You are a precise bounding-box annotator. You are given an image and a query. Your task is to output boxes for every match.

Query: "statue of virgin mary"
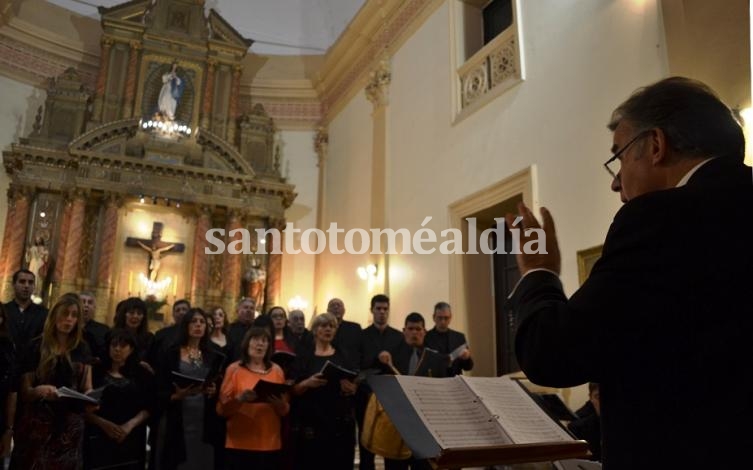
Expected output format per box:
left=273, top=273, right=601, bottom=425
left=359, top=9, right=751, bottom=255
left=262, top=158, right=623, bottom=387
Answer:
left=158, top=62, right=184, bottom=120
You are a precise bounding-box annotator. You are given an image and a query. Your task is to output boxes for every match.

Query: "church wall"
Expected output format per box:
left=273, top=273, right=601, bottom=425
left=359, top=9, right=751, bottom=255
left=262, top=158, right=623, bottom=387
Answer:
left=279, top=129, right=318, bottom=319
left=317, top=92, right=375, bottom=326
left=0, top=75, right=47, bottom=273
left=322, top=0, right=669, bottom=380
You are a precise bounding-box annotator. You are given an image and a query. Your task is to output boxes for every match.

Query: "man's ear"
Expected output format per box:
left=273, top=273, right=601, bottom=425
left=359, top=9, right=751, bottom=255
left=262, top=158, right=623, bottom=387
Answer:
left=647, top=128, right=670, bottom=165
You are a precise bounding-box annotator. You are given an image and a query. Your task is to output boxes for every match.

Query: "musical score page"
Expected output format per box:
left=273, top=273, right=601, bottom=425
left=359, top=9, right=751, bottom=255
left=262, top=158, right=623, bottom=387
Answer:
left=461, top=376, right=573, bottom=444
left=394, top=375, right=512, bottom=450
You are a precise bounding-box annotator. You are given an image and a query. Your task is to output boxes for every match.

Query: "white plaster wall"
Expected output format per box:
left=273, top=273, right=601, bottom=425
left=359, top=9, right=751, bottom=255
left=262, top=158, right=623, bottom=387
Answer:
left=0, top=75, right=47, bottom=256
left=279, top=130, right=318, bottom=317
left=318, top=92, right=375, bottom=326
left=323, top=0, right=669, bottom=331
left=384, top=0, right=669, bottom=325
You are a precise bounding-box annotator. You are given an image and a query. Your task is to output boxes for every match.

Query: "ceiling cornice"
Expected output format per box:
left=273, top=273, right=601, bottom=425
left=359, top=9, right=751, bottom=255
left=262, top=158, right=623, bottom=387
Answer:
left=314, top=0, right=442, bottom=124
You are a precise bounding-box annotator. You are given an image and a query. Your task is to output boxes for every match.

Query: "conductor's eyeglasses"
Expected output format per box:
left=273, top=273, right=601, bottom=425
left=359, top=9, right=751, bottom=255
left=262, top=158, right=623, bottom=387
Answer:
left=604, top=130, right=650, bottom=179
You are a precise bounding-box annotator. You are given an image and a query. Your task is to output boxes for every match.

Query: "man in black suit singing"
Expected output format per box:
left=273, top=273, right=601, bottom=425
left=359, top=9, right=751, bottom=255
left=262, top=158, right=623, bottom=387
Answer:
left=424, top=302, right=473, bottom=376
left=4, top=269, right=47, bottom=353
left=506, top=77, right=753, bottom=469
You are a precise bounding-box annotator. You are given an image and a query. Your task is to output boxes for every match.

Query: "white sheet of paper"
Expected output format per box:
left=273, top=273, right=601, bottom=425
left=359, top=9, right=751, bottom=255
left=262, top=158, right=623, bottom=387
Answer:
left=461, top=376, right=574, bottom=444
left=394, top=375, right=512, bottom=449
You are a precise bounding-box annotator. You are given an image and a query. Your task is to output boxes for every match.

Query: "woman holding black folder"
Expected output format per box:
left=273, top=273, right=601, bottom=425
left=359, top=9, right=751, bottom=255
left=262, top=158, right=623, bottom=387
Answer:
left=10, top=293, right=93, bottom=470
left=291, top=312, right=357, bottom=469
left=84, top=328, right=154, bottom=469
left=217, top=326, right=289, bottom=469
left=153, top=308, right=225, bottom=470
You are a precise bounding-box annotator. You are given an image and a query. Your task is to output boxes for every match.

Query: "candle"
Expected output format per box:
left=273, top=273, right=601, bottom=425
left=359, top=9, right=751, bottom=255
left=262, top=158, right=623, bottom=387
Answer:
left=128, top=271, right=133, bottom=295
left=172, top=275, right=178, bottom=296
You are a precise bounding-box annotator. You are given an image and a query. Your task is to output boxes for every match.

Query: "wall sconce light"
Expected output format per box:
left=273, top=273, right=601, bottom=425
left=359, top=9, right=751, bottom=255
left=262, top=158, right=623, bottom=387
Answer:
left=357, top=264, right=378, bottom=281
left=288, top=295, right=308, bottom=311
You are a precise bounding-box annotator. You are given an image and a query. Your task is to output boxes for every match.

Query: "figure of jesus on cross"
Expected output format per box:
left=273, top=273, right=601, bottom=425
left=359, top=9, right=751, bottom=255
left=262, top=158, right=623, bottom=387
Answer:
left=138, top=240, right=175, bottom=281
left=126, top=222, right=185, bottom=282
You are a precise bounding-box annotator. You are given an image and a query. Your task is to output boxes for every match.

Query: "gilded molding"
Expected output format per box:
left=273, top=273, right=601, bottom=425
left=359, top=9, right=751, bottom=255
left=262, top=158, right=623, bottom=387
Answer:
left=364, top=57, right=391, bottom=107
left=314, top=128, right=328, bottom=167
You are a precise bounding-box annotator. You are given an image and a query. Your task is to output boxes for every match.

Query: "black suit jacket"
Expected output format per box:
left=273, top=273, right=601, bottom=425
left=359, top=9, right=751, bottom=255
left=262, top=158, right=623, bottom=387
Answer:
left=333, top=320, right=363, bottom=367
left=4, top=300, right=47, bottom=352
left=390, top=341, right=448, bottom=378
left=509, top=158, right=753, bottom=469
left=424, top=327, right=473, bottom=376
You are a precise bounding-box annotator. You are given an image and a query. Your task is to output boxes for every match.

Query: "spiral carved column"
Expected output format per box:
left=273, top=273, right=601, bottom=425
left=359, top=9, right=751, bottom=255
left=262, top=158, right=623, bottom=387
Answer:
left=190, top=205, right=213, bottom=308
left=0, top=187, right=31, bottom=300
left=264, top=218, right=285, bottom=312
left=54, top=192, right=86, bottom=298
left=221, top=210, right=243, bottom=314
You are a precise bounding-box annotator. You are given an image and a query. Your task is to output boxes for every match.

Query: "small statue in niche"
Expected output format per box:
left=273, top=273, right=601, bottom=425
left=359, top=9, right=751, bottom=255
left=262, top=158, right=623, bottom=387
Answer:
left=243, top=256, right=266, bottom=309
left=25, top=236, right=49, bottom=295
left=158, top=62, right=184, bottom=121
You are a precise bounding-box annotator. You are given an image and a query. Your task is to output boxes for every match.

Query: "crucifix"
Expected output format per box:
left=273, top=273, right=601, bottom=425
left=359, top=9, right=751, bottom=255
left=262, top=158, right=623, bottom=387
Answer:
left=125, top=222, right=185, bottom=281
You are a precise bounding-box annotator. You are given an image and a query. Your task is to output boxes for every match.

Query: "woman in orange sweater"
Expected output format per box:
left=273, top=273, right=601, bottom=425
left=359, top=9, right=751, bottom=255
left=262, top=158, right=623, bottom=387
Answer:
left=217, top=326, right=289, bottom=470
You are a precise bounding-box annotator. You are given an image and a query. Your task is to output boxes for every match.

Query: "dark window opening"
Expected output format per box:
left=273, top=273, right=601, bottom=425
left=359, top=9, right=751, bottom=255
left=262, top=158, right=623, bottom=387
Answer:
left=483, top=0, right=513, bottom=45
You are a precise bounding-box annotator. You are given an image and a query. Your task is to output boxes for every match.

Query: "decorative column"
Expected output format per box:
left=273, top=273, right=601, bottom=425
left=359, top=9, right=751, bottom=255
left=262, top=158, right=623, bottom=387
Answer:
left=265, top=217, right=285, bottom=312
left=226, top=65, right=242, bottom=145
left=312, top=128, right=328, bottom=308
left=221, top=209, right=243, bottom=314
left=55, top=191, right=87, bottom=297
left=53, top=196, right=73, bottom=289
left=200, top=60, right=216, bottom=129
left=95, top=193, right=121, bottom=322
left=92, top=37, right=114, bottom=123
left=190, top=205, right=213, bottom=308
left=122, top=40, right=142, bottom=119
left=0, top=187, right=31, bottom=300
left=364, top=56, right=392, bottom=295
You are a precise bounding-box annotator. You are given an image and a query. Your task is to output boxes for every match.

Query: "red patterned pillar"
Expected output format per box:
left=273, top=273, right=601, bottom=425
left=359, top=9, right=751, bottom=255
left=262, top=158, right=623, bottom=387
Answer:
left=200, top=60, right=216, bottom=129
left=92, top=37, right=114, bottom=122
left=0, top=187, right=30, bottom=299
left=53, top=197, right=72, bottom=286
left=58, top=192, right=86, bottom=294
left=95, top=194, right=121, bottom=322
left=0, top=189, right=19, bottom=281
left=96, top=195, right=120, bottom=285
left=226, top=65, right=242, bottom=145
left=122, top=41, right=142, bottom=119
left=221, top=209, right=243, bottom=313
left=265, top=218, right=284, bottom=312
left=190, top=205, right=212, bottom=306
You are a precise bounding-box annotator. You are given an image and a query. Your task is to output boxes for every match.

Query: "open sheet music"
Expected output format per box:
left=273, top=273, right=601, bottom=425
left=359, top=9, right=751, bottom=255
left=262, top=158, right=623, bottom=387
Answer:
left=368, top=375, right=589, bottom=467
left=56, top=386, right=100, bottom=404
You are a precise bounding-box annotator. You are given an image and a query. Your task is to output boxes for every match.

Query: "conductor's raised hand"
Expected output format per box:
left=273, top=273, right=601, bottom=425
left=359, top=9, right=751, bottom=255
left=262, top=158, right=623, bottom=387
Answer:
left=505, top=202, right=560, bottom=276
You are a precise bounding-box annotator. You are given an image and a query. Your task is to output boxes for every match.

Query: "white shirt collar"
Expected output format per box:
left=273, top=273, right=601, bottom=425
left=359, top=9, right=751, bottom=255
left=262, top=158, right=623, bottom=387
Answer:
left=676, top=158, right=715, bottom=187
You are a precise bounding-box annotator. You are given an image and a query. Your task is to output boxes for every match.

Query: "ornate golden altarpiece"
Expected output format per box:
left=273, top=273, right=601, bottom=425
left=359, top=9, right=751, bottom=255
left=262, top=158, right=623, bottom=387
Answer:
left=0, top=0, right=296, bottom=322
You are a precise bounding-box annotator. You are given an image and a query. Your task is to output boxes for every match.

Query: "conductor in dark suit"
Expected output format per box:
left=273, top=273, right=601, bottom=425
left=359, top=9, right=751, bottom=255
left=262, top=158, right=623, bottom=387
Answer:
left=506, top=77, right=753, bottom=469
left=4, top=269, right=47, bottom=353
left=424, top=302, right=473, bottom=376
